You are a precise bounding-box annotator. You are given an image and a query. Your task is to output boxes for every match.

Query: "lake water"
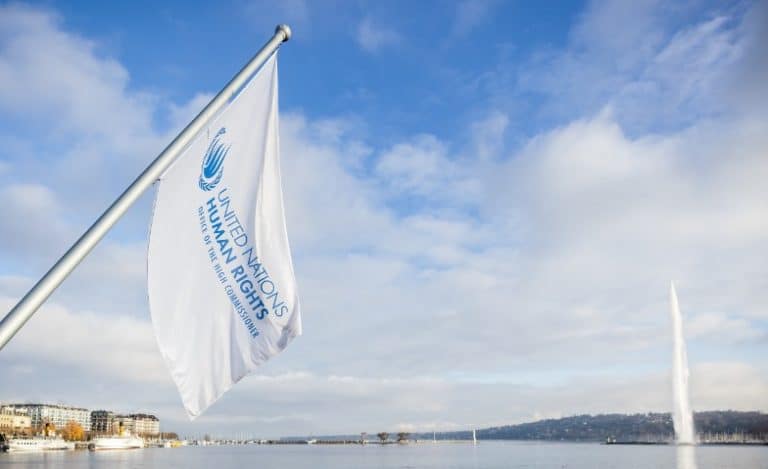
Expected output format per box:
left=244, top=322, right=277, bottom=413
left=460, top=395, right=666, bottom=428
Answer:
left=1, top=441, right=766, bottom=468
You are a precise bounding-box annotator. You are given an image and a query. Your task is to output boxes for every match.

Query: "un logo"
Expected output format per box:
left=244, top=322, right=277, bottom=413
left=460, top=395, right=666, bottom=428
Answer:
left=199, top=127, right=230, bottom=191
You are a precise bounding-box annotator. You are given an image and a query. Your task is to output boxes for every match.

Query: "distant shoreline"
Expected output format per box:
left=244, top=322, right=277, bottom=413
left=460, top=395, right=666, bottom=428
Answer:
left=281, top=410, right=768, bottom=446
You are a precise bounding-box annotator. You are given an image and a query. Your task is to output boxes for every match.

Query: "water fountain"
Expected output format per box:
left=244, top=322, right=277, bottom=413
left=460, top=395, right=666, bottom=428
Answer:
left=670, top=282, right=695, bottom=445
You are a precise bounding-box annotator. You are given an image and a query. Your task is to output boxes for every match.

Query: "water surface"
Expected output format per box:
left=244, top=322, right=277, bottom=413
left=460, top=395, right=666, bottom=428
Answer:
left=1, top=441, right=766, bottom=469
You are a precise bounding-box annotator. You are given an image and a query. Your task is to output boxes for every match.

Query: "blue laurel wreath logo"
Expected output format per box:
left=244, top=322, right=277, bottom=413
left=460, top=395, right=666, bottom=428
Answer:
left=199, top=127, right=230, bottom=191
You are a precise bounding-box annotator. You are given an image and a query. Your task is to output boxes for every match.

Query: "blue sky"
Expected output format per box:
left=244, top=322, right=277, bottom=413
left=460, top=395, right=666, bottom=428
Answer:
left=0, top=0, right=767, bottom=437
left=47, top=1, right=580, bottom=139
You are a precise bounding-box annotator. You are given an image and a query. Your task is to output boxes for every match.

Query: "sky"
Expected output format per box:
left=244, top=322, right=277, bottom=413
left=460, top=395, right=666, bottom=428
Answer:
left=0, top=0, right=766, bottom=438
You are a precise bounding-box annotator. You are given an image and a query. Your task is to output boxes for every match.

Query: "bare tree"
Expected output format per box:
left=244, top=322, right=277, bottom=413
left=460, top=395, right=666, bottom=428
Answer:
left=377, top=432, right=389, bottom=443
left=397, top=432, right=409, bottom=443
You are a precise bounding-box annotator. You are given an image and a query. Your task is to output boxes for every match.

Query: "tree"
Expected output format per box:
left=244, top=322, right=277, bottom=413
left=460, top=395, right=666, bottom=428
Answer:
left=61, top=421, right=85, bottom=441
left=377, top=432, right=389, bottom=443
left=397, top=432, right=409, bottom=443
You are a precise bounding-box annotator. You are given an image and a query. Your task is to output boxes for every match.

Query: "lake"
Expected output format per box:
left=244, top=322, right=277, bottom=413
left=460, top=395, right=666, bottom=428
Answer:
left=0, top=441, right=766, bottom=468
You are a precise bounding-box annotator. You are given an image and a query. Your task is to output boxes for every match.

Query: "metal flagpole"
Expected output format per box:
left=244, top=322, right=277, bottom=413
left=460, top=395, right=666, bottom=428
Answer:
left=0, top=24, right=292, bottom=351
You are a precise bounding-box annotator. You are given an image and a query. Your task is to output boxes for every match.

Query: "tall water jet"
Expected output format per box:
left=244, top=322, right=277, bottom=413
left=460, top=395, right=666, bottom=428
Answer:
left=670, top=282, right=695, bottom=444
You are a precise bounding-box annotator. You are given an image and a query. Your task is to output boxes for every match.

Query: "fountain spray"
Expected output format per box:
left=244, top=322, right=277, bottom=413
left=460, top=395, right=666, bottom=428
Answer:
left=670, top=282, right=695, bottom=444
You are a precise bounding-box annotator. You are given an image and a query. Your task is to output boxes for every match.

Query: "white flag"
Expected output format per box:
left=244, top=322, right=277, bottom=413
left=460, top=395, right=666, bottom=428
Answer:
left=148, top=54, right=301, bottom=418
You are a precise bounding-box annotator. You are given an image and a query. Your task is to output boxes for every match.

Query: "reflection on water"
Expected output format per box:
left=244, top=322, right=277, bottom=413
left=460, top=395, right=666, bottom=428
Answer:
left=676, top=445, right=697, bottom=469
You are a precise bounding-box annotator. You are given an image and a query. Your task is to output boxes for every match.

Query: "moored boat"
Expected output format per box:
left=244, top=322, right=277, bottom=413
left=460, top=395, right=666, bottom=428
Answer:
left=88, top=433, right=144, bottom=451
left=89, top=420, right=144, bottom=451
left=6, top=436, right=73, bottom=452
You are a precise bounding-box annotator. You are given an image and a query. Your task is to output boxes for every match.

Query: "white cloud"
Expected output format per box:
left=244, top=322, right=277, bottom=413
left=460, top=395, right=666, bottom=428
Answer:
left=375, top=134, right=452, bottom=195
left=356, top=17, right=400, bottom=53
left=0, top=4, right=158, bottom=150
left=515, top=0, right=750, bottom=133
left=0, top=180, right=150, bottom=317
left=279, top=113, right=391, bottom=255
left=470, top=111, right=508, bottom=160
left=686, top=313, right=763, bottom=343
left=166, top=92, right=214, bottom=133
left=726, top=2, right=768, bottom=115
left=690, top=362, right=768, bottom=411
left=0, top=296, right=168, bottom=384
left=0, top=183, right=70, bottom=256
left=186, top=361, right=768, bottom=436
left=373, top=131, right=490, bottom=207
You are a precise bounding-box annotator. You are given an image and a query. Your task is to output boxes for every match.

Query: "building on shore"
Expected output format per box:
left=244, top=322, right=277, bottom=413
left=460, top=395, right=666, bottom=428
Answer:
left=0, top=406, right=32, bottom=435
left=91, top=410, right=160, bottom=437
left=113, top=415, right=136, bottom=434
left=3, top=404, right=161, bottom=438
left=90, top=410, right=116, bottom=435
left=5, top=404, right=90, bottom=433
left=129, top=413, right=160, bottom=437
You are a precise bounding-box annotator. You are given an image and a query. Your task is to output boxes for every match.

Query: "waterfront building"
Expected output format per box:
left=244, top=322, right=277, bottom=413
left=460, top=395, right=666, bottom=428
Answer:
left=90, top=410, right=160, bottom=437
left=130, top=413, right=160, bottom=437
left=90, top=410, right=115, bottom=435
left=6, top=404, right=91, bottom=432
left=0, top=406, right=32, bottom=435
left=3, top=404, right=160, bottom=438
left=113, top=415, right=136, bottom=434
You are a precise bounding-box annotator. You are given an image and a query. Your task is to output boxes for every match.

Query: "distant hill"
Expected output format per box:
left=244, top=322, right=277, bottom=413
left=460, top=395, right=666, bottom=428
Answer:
left=409, top=411, right=768, bottom=442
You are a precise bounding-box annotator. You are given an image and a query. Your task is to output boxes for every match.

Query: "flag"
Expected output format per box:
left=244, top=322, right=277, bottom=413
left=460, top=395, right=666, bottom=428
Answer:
left=148, top=54, right=301, bottom=418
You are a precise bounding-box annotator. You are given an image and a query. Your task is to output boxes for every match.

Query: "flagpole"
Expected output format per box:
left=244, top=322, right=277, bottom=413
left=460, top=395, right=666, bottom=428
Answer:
left=0, top=25, right=292, bottom=351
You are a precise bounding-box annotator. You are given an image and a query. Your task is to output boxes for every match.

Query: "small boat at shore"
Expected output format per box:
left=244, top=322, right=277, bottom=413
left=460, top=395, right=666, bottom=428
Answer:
left=89, top=420, right=144, bottom=451
left=5, top=436, right=74, bottom=452
left=89, top=433, right=144, bottom=451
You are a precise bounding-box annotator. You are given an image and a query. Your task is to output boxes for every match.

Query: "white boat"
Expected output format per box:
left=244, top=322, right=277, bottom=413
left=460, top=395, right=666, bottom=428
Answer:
left=89, top=432, right=144, bottom=450
left=7, top=437, right=74, bottom=452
